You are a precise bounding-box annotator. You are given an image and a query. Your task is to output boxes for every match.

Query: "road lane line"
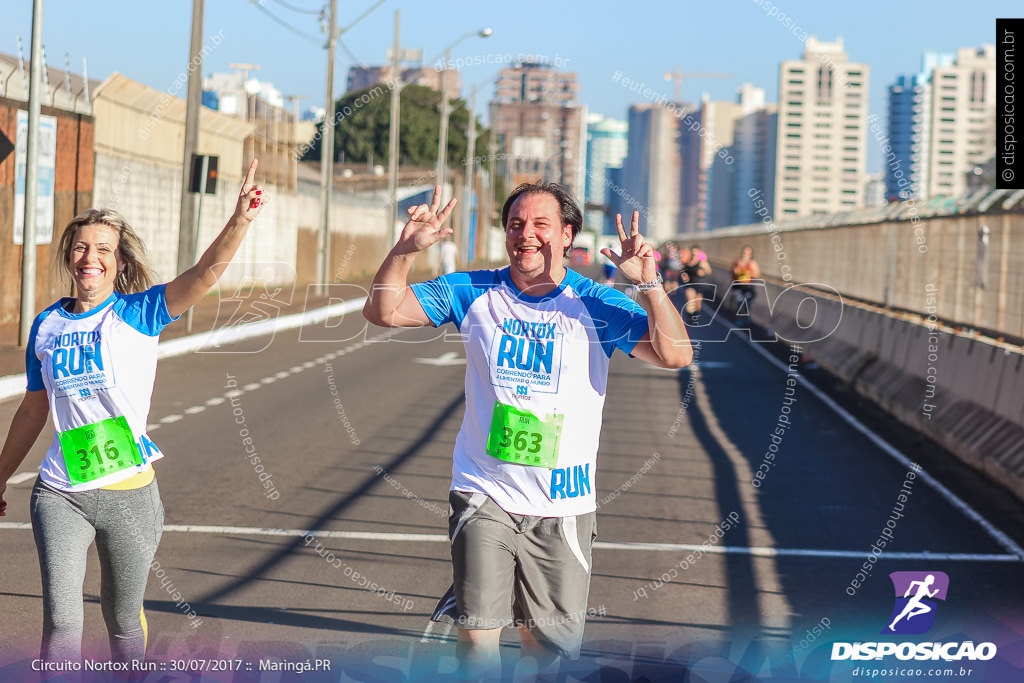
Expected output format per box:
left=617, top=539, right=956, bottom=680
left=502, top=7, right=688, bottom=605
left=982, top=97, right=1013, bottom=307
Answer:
left=2, top=522, right=1015, bottom=562
left=712, top=312, right=1024, bottom=561
left=146, top=329, right=400, bottom=433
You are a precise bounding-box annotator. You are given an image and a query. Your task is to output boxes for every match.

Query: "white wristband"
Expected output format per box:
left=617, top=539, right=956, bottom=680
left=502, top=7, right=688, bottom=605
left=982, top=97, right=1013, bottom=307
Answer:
left=634, top=273, right=663, bottom=292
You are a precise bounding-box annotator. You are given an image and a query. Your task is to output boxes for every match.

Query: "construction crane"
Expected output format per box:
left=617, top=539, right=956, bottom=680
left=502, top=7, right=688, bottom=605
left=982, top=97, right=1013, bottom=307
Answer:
left=663, top=67, right=733, bottom=101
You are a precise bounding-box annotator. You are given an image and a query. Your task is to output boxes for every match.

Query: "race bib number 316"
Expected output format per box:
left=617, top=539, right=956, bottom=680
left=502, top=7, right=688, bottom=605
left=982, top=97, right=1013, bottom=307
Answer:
left=486, top=401, right=563, bottom=468
left=58, top=416, right=143, bottom=485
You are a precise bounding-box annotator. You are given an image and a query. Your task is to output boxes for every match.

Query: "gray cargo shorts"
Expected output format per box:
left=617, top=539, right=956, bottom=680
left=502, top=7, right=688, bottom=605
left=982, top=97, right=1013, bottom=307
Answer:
left=428, top=490, right=597, bottom=658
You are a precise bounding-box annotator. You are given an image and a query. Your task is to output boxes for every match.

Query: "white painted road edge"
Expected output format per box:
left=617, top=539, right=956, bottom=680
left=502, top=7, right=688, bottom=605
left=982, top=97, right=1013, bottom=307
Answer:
left=712, top=310, right=1024, bottom=561
left=0, top=522, right=1017, bottom=562
left=0, top=297, right=368, bottom=403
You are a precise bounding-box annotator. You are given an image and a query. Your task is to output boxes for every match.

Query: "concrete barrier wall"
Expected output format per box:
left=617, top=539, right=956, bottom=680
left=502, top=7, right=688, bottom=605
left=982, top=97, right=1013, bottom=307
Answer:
left=706, top=265, right=1024, bottom=502
left=699, top=211, right=1024, bottom=340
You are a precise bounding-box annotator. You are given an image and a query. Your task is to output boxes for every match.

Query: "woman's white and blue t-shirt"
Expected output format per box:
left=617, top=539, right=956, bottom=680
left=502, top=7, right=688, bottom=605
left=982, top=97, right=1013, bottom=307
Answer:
left=411, top=267, right=650, bottom=517
left=27, top=285, right=179, bottom=492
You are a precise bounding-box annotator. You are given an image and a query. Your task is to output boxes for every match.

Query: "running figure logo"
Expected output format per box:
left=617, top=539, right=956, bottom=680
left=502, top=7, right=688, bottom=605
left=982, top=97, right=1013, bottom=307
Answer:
left=882, top=571, right=949, bottom=635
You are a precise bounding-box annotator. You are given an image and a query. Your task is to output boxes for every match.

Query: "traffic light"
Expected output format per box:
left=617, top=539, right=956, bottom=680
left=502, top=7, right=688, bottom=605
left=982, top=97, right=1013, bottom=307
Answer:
left=188, top=154, right=219, bottom=195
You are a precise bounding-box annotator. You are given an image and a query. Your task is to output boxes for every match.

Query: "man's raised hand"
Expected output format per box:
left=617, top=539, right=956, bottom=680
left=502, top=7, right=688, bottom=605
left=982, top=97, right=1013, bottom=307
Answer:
left=600, top=211, right=657, bottom=285
left=396, top=185, right=457, bottom=255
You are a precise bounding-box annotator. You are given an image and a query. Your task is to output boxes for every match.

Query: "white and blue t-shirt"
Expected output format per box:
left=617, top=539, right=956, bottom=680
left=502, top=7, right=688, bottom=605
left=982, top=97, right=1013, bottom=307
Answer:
left=411, top=267, right=650, bottom=517
left=27, top=285, right=179, bottom=491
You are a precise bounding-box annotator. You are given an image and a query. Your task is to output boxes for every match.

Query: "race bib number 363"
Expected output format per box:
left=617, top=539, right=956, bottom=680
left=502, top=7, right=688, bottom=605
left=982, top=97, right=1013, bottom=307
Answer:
left=58, top=416, right=143, bottom=485
left=486, top=401, right=562, bottom=468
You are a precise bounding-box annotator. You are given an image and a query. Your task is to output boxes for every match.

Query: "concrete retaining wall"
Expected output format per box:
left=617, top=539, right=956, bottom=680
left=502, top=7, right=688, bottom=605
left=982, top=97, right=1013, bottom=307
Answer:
left=706, top=265, right=1024, bottom=502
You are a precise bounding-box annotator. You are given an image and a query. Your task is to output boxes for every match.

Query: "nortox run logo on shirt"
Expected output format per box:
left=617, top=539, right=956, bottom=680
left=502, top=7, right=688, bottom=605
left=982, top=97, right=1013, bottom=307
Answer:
left=52, top=331, right=104, bottom=377
left=50, top=331, right=111, bottom=397
left=489, top=318, right=563, bottom=395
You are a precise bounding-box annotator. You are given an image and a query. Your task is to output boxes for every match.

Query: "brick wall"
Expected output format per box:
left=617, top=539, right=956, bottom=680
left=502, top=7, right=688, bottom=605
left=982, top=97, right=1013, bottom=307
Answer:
left=0, top=97, right=94, bottom=324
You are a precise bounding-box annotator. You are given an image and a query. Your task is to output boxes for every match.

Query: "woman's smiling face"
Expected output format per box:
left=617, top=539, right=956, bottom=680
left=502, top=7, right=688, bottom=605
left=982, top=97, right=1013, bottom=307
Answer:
left=69, top=222, right=123, bottom=299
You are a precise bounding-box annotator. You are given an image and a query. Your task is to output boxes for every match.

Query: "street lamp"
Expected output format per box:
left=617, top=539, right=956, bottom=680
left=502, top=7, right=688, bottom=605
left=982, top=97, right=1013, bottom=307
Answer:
left=435, top=28, right=492, bottom=194
left=318, top=0, right=386, bottom=294
left=386, top=21, right=492, bottom=248
left=448, top=67, right=504, bottom=266
left=229, top=62, right=260, bottom=166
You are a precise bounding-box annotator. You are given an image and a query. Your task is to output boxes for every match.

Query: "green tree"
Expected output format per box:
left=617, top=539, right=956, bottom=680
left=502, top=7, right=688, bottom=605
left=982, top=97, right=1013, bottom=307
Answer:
left=303, top=84, right=489, bottom=170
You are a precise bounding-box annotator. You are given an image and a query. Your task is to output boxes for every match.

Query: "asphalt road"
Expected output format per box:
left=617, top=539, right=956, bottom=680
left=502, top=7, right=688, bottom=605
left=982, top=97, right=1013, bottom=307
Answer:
left=1, top=289, right=1023, bottom=682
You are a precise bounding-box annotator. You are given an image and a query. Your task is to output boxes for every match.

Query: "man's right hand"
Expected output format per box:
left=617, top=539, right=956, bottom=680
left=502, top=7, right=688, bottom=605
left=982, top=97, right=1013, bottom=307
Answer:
left=395, top=185, right=457, bottom=256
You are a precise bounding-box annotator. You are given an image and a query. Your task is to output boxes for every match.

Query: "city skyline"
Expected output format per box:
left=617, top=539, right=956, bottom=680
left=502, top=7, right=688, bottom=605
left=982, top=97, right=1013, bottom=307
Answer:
left=2, top=0, right=1014, bottom=175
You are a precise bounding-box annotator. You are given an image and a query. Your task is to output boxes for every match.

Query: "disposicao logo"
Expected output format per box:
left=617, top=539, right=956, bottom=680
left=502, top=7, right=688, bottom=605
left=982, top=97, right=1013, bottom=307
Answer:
left=883, top=571, right=948, bottom=635
left=831, top=571, right=997, bottom=662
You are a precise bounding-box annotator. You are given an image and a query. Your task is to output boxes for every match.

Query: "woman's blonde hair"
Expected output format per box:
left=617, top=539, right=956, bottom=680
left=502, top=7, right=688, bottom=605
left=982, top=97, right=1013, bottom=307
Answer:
left=56, top=209, right=156, bottom=295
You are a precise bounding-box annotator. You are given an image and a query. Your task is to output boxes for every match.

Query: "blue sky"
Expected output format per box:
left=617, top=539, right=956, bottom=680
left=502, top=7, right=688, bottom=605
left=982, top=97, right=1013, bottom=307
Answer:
left=2, top=0, right=1017, bottom=171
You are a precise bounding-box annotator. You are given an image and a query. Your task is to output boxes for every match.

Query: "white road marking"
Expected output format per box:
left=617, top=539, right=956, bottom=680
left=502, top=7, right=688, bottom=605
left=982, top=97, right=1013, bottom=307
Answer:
left=650, top=360, right=732, bottom=371
left=148, top=329, right=398, bottom=432
left=8, top=472, right=37, bottom=485
left=712, top=311, right=1024, bottom=561
left=0, top=522, right=1016, bottom=563
left=414, top=351, right=466, bottom=366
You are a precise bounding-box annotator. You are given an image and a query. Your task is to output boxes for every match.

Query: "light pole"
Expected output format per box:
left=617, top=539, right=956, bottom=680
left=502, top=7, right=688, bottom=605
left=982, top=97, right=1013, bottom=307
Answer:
left=448, top=68, right=503, bottom=266
left=321, top=0, right=386, bottom=290
left=318, top=0, right=337, bottom=295
left=387, top=25, right=492, bottom=249
left=19, top=0, right=43, bottom=347
left=435, top=28, right=492, bottom=195
left=229, top=62, right=260, bottom=164
left=285, top=94, right=307, bottom=187
left=461, top=83, right=478, bottom=266
left=386, top=10, right=402, bottom=249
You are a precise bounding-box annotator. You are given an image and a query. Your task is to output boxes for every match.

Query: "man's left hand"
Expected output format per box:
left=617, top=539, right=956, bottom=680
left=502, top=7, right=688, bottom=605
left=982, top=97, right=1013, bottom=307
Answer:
left=600, top=211, right=658, bottom=286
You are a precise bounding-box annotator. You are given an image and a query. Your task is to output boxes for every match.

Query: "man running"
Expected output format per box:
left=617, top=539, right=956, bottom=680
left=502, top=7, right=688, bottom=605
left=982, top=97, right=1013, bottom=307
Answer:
left=363, top=182, right=692, bottom=675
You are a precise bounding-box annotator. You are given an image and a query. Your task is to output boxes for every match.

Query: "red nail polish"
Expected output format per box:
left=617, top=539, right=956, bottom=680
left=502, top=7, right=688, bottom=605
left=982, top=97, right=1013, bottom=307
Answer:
left=255, top=190, right=262, bottom=195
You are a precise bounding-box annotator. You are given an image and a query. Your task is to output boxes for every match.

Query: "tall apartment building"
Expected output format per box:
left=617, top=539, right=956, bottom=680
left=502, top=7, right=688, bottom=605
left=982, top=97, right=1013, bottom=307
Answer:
left=731, top=83, right=778, bottom=225
left=925, top=45, right=996, bottom=199
left=885, top=53, right=951, bottom=200
left=687, top=94, right=741, bottom=231
left=489, top=62, right=585, bottom=195
left=684, top=84, right=777, bottom=230
left=620, top=102, right=696, bottom=243
left=886, top=47, right=995, bottom=201
left=583, top=114, right=628, bottom=230
left=774, top=37, right=869, bottom=217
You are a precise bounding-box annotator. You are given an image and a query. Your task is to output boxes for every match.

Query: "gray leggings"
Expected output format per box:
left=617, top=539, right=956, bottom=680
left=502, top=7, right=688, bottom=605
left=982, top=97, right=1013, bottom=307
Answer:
left=30, top=477, right=163, bottom=662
